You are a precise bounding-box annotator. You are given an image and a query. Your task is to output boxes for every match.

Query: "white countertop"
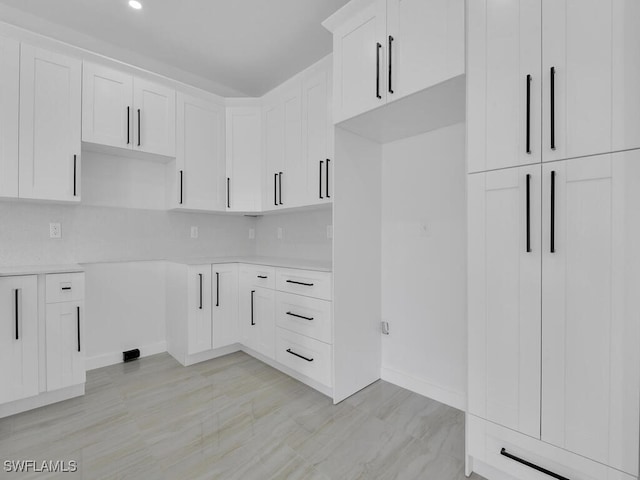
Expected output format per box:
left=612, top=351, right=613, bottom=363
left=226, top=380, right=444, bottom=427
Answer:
left=0, top=264, right=84, bottom=277
left=165, top=256, right=332, bottom=272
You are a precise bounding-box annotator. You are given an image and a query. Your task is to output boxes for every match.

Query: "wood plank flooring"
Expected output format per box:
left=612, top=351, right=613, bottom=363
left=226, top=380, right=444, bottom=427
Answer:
left=0, top=352, right=485, bottom=479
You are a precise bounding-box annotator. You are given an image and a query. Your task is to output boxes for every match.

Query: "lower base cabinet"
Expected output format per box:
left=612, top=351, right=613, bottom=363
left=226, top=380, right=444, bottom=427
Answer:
left=239, top=265, right=276, bottom=359
left=276, top=328, right=332, bottom=388
left=45, top=301, right=85, bottom=391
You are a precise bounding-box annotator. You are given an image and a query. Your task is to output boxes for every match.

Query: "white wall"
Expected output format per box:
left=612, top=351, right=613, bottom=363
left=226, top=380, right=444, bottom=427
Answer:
left=380, top=123, right=467, bottom=410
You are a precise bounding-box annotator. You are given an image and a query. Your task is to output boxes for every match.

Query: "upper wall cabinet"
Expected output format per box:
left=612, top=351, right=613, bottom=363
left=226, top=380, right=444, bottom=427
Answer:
left=467, top=0, right=640, bottom=173
left=323, top=0, right=464, bottom=124
left=20, top=45, right=82, bottom=202
left=82, top=63, right=176, bottom=158
left=0, top=37, right=19, bottom=199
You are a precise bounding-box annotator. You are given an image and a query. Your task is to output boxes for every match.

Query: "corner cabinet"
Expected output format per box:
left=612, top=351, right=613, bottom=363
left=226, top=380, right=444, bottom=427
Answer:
left=0, top=36, right=19, bottom=199
left=239, top=265, right=276, bottom=359
left=19, top=45, right=82, bottom=202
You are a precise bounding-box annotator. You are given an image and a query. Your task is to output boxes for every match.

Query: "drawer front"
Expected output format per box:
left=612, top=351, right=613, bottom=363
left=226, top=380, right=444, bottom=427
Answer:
left=239, top=264, right=275, bottom=289
left=46, top=273, right=85, bottom=303
left=275, top=268, right=332, bottom=300
left=467, top=415, right=636, bottom=480
left=276, top=291, right=332, bottom=344
left=276, top=328, right=332, bottom=387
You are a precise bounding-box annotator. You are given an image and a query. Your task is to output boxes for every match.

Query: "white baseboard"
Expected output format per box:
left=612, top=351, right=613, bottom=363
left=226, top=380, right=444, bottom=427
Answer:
left=0, top=384, right=85, bottom=419
left=381, top=366, right=466, bottom=411
left=181, top=344, right=242, bottom=366
left=85, top=341, right=167, bottom=370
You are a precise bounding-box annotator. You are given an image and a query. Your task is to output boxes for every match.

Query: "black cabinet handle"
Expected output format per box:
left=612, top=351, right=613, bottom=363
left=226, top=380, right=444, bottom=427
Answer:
left=376, top=42, right=382, bottom=99
left=127, top=106, right=130, bottom=144
left=319, top=160, right=324, bottom=199
left=526, top=75, right=531, bottom=154
left=286, top=312, right=314, bottom=321
left=550, top=170, right=556, bottom=253
left=286, top=348, right=314, bottom=362
left=286, top=280, right=314, bottom=287
left=73, top=155, right=77, bottom=197
left=14, top=289, right=19, bottom=340
left=250, top=290, right=255, bottom=326
left=77, top=306, right=81, bottom=353
left=388, top=36, right=394, bottom=94
left=61, top=286, right=72, bottom=291
left=279, top=172, right=283, bottom=205
left=274, top=173, right=278, bottom=206
left=227, top=177, right=230, bottom=209
left=550, top=67, right=556, bottom=150
left=500, top=449, right=569, bottom=480
left=137, top=108, right=141, bottom=147
left=257, top=275, right=268, bottom=279
left=179, top=170, right=184, bottom=205
left=526, top=174, right=531, bottom=253
left=198, top=273, right=203, bottom=310
left=326, top=159, right=330, bottom=198
left=215, top=272, right=219, bottom=307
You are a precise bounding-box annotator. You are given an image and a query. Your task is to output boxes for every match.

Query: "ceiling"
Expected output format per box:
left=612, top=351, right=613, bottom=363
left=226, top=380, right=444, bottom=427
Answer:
left=0, top=0, right=349, bottom=96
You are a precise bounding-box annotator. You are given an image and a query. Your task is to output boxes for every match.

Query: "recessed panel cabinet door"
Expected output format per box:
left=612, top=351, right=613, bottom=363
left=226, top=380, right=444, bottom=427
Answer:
left=0, top=275, right=38, bottom=404
left=19, top=45, right=81, bottom=201
left=133, top=78, right=175, bottom=157
left=0, top=36, right=19, bottom=199
left=467, top=0, right=542, bottom=173
left=467, top=165, right=541, bottom=438
left=542, top=0, right=640, bottom=162
left=82, top=63, right=133, bottom=149
left=541, top=153, right=640, bottom=477
left=212, top=265, right=239, bottom=349
left=253, top=287, right=275, bottom=360
left=45, top=302, right=85, bottom=391
left=187, top=265, right=212, bottom=355
left=263, top=100, right=284, bottom=211
left=282, top=86, right=304, bottom=208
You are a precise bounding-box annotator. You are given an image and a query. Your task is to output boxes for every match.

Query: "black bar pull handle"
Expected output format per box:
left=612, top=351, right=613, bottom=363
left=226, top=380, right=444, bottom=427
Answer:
left=319, top=161, right=324, bottom=199
left=500, top=449, right=569, bottom=480
left=279, top=172, right=283, bottom=205
left=137, top=108, right=141, bottom=147
left=550, top=67, right=556, bottom=150
left=286, top=312, right=314, bottom=321
left=198, top=273, right=203, bottom=310
left=77, top=306, right=81, bottom=353
left=73, top=155, right=77, bottom=197
left=14, top=289, right=19, bottom=340
left=227, top=177, right=231, bottom=209
left=376, top=42, right=382, bottom=99
left=550, top=170, right=556, bottom=253
left=215, top=272, right=219, bottom=307
left=179, top=170, right=184, bottom=205
left=326, top=159, right=330, bottom=198
left=61, top=286, right=72, bottom=291
left=250, top=290, right=255, bottom=326
left=286, top=349, right=314, bottom=362
left=127, top=106, right=130, bottom=144
left=257, top=275, right=268, bottom=279
left=526, top=75, right=531, bottom=154
left=388, top=36, right=394, bottom=94
left=286, top=280, right=314, bottom=287
left=274, top=173, right=278, bottom=206
left=526, top=174, right=531, bottom=253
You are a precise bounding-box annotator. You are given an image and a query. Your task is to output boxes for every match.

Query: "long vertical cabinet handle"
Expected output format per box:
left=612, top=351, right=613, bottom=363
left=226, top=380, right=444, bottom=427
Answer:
left=274, top=173, right=278, bottom=206
left=227, top=178, right=231, bottom=209
left=550, top=170, right=556, bottom=253
left=77, top=306, right=81, bottom=352
left=198, top=273, right=203, bottom=310
left=279, top=172, right=283, bottom=205
left=215, top=272, right=219, bottom=307
left=526, top=75, right=532, bottom=154
left=14, top=289, right=19, bottom=340
left=326, top=159, right=330, bottom=198
left=137, top=109, right=141, bottom=147
left=376, top=42, right=382, bottom=99
left=526, top=174, right=531, bottom=253
left=550, top=67, right=556, bottom=150
left=250, top=290, right=255, bottom=326
left=126, top=106, right=130, bottom=144
left=319, top=161, right=324, bottom=199
left=179, top=170, right=184, bottom=205
left=73, top=155, right=77, bottom=197
left=388, top=36, right=394, bottom=94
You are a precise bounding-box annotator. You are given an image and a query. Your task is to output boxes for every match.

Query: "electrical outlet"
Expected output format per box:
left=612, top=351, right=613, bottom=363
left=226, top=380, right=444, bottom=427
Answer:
left=190, top=226, right=198, bottom=239
left=326, top=225, right=333, bottom=239
left=277, top=227, right=283, bottom=240
left=49, top=223, right=61, bottom=239
left=249, top=228, right=255, bottom=240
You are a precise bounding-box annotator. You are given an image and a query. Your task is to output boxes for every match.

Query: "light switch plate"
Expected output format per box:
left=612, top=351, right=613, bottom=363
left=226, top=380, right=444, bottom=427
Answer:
left=49, top=223, right=61, bottom=239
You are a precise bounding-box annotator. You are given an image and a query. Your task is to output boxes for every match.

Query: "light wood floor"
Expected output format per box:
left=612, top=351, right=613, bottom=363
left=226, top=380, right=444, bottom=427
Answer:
left=0, top=352, right=485, bottom=479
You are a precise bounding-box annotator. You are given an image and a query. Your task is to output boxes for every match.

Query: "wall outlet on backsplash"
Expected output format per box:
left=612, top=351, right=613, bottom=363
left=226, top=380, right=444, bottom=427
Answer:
left=49, top=223, right=61, bottom=239
left=249, top=228, right=255, bottom=240
left=326, top=225, right=333, bottom=239
left=277, top=227, right=283, bottom=240
left=190, top=226, right=198, bottom=239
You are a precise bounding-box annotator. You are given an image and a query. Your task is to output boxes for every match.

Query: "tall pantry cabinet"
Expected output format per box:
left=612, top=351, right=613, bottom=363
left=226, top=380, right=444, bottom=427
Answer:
left=467, top=2, right=640, bottom=480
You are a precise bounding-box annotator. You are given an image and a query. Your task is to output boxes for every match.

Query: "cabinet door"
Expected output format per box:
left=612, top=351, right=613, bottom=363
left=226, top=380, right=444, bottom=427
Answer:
left=263, top=99, right=284, bottom=211
left=467, top=165, right=541, bottom=438
left=387, top=0, right=464, bottom=101
left=176, top=93, right=225, bottom=211
left=0, top=276, right=38, bottom=404
left=212, top=264, right=239, bottom=349
left=467, top=0, right=542, bottom=173
left=226, top=106, right=262, bottom=212
left=331, top=0, right=387, bottom=123
left=133, top=78, right=176, bottom=157
left=45, top=302, right=85, bottom=391
left=0, top=37, right=19, bottom=199
left=302, top=61, right=333, bottom=206
left=82, top=63, right=133, bottom=150
left=253, top=287, right=275, bottom=360
left=19, top=45, right=81, bottom=201
left=187, top=265, right=212, bottom=355
left=282, top=85, right=304, bottom=208
left=541, top=153, right=640, bottom=476
left=542, top=0, right=640, bottom=162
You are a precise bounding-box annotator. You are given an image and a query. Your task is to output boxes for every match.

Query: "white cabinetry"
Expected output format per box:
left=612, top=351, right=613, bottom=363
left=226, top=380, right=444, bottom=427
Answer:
left=239, top=265, right=276, bottom=359
left=20, top=45, right=81, bottom=202
left=212, top=264, right=239, bottom=349
left=0, top=36, right=19, bottom=199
